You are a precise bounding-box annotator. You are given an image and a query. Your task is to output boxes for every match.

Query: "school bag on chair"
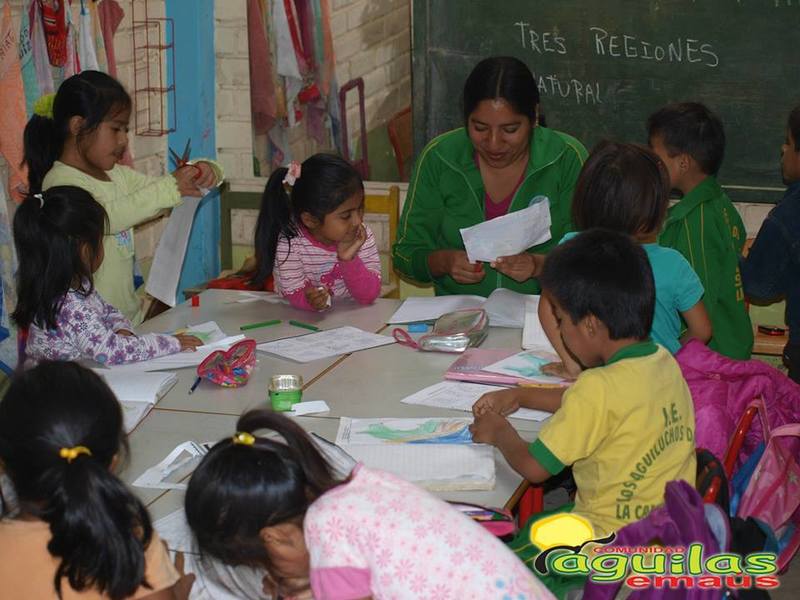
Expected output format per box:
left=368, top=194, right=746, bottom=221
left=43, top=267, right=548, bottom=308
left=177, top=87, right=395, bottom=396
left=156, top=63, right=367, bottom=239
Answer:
left=727, top=398, right=800, bottom=572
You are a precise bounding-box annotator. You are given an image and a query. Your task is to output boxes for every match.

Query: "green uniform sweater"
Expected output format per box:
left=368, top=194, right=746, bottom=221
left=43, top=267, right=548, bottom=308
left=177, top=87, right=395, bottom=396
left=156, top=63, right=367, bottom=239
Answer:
left=392, top=126, right=587, bottom=296
left=659, top=176, right=753, bottom=359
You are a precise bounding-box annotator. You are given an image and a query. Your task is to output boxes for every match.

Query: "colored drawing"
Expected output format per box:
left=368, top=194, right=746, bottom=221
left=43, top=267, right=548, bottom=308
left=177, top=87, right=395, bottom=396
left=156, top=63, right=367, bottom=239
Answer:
left=336, top=418, right=475, bottom=446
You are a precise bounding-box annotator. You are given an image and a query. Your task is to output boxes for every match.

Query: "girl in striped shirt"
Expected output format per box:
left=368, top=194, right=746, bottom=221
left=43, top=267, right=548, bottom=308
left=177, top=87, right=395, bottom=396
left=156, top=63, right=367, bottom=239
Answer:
left=253, top=154, right=382, bottom=311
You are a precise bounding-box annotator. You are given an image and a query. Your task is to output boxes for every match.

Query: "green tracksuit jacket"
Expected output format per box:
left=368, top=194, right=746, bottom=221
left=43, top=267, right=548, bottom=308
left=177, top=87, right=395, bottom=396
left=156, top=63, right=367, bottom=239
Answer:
left=392, top=126, right=587, bottom=296
left=659, top=176, right=753, bottom=359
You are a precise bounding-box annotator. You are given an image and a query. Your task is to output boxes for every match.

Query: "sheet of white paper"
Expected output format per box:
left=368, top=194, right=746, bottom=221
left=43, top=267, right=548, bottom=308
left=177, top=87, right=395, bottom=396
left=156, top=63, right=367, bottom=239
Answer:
left=483, top=288, right=531, bottom=328
left=227, top=291, right=288, bottom=305
left=146, top=196, right=202, bottom=307
left=105, top=335, right=246, bottom=372
left=522, top=295, right=557, bottom=352
left=120, top=401, right=153, bottom=433
left=132, top=441, right=210, bottom=490
left=460, top=200, right=552, bottom=263
left=401, top=381, right=551, bottom=421
left=172, top=321, right=227, bottom=345
left=257, top=326, right=394, bottom=362
left=343, top=444, right=495, bottom=491
left=287, top=400, right=331, bottom=416
left=483, top=350, right=566, bottom=385
left=309, top=432, right=357, bottom=479
left=387, top=295, right=486, bottom=324
left=335, top=417, right=475, bottom=445
left=155, top=508, right=270, bottom=599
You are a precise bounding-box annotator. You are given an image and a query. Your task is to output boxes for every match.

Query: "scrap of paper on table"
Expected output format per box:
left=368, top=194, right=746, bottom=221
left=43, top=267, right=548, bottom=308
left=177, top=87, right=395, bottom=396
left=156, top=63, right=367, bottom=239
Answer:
left=401, top=380, right=551, bottom=422
left=132, top=440, right=211, bottom=490
left=459, top=199, right=552, bottom=263
left=257, top=326, right=394, bottom=362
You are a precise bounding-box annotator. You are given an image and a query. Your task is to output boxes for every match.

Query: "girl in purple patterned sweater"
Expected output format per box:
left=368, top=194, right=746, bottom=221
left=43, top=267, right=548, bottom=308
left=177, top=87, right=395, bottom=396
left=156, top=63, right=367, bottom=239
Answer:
left=12, top=187, right=201, bottom=367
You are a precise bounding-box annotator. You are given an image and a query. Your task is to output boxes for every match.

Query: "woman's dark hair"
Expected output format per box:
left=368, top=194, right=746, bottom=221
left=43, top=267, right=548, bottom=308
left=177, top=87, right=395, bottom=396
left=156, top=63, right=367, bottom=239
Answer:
left=185, top=410, right=341, bottom=569
left=0, top=361, right=153, bottom=599
left=251, top=153, right=363, bottom=287
left=12, top=186, right=108, bottom=330
left=540, top=229, right=655, bottom=341
left=646, top=101, right=725, bottom=176
left=23, top=71, right=132, bottom=192
left=462, top=56, right=545, bottom=127
left=788, top=105, right=800, bottom=151
left=572, top=140, right=670, bottom=236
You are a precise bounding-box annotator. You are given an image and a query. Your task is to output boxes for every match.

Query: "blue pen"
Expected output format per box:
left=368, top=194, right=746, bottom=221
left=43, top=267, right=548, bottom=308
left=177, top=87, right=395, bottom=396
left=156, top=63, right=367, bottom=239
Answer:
left=189, top=376, right=201, bottom=395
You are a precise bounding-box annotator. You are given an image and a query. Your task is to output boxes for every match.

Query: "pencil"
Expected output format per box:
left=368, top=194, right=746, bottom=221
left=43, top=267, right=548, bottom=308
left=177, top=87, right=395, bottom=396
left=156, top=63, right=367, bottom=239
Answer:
left=240, top=319, right=281, bottom=331
left=517, top=382, right=566, bottom=389
left=289, top=320, right=320, bottom=332
left=189, top=376, right=202, bottom=394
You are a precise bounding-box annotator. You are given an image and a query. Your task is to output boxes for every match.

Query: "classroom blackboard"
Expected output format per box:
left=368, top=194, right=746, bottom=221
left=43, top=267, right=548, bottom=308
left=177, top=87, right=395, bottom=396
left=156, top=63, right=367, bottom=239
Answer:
left=412, top=0, right=800, bottom=203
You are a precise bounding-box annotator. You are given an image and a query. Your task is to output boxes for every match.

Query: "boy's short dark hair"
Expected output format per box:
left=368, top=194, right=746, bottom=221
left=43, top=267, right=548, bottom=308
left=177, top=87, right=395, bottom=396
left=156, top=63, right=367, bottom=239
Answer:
left=540, top=229, right=655, bottom=340
left=789, top=105, right=800, bottom=151
left=647, top=102, right=725, bottom=176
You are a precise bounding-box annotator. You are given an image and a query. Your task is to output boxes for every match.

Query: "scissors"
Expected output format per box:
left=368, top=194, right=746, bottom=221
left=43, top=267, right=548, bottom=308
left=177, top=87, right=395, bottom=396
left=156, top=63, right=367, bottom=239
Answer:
left=169, top=138, right=197, bottom=172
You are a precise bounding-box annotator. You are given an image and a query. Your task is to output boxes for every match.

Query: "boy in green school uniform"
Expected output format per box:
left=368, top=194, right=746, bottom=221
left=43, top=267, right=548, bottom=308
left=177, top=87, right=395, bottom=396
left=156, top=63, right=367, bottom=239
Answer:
left=648, top=102, right=753, bottom=359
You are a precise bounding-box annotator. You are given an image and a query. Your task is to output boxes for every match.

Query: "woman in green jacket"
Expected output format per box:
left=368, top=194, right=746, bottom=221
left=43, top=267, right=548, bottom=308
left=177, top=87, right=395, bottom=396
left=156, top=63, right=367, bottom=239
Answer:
left=392, top=56, right=587, bottom=296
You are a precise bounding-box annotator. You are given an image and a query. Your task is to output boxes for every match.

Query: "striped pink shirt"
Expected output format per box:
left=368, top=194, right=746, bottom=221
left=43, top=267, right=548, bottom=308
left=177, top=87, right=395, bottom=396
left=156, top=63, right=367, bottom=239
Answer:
left=274, top=225, right=382, bottom=311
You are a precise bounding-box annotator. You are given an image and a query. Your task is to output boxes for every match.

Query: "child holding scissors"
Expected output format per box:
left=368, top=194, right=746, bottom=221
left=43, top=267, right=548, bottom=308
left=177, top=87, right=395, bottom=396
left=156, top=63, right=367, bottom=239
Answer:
left=23, top=71, right=224, bottom=325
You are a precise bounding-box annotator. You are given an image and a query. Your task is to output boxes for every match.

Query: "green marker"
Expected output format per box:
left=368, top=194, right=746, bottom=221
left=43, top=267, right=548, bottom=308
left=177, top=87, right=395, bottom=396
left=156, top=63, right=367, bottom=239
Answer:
left=240, top=319, right=281, bottom=331
left=289, top=319, right=320, bottom=332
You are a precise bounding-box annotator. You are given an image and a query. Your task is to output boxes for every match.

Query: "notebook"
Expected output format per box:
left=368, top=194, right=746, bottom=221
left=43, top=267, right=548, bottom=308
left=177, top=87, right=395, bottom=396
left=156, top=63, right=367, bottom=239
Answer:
left=444, top=348, right=525, bottom=385
left=388, top=288, right=531, bottom=328
left=95, top=369, right=178, bottom=432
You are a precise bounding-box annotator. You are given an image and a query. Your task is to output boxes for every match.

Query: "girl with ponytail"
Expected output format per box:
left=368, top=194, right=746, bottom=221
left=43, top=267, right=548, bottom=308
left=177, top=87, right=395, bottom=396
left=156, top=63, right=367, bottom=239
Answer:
left=185, top=410, right=550, bottom=599
left=252, top=153, right=382, bottom=310
left=0, top=361, right=193, bottom=599
left=12, top=187, right=201, bottom=367
left=23, top=71, right=223, bottom=325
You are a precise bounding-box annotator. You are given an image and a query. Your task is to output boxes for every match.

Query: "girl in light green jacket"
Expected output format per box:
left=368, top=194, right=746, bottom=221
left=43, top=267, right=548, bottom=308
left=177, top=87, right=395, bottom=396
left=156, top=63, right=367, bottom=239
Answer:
left=23, top=71, right=223, bottom=325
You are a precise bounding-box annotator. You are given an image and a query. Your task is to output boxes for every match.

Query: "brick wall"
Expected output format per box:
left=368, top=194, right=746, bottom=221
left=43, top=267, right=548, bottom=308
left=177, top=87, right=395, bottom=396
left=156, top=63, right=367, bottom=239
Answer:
left=214, top=0, right=411, bottom=176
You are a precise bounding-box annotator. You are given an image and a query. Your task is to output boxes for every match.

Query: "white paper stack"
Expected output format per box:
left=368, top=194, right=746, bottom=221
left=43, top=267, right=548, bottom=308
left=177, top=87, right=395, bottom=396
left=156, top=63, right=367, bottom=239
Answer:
left=388, top=288, right=531, bottom=328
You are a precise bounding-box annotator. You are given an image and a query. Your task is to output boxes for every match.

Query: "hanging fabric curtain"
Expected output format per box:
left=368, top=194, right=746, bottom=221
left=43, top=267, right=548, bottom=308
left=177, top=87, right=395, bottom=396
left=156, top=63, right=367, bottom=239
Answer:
left=30, top=0, right=54, bottom=94
left=78, top=0, right=99, bottom=71
left=0, top=0, right=30, bottom=199
left=87, top=0, right=107, bottom=72
left=18, top=0, right=39, bottom=117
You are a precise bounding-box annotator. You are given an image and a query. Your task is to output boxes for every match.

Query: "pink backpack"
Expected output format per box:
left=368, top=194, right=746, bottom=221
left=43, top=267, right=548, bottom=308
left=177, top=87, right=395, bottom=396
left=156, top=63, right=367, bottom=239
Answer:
left=732, top=398, right=800, bottom=571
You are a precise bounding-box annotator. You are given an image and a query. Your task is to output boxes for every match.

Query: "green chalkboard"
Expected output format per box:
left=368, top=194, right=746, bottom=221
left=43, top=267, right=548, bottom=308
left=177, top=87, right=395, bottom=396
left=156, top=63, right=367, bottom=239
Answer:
left=412, top=0, right=800, bottom=202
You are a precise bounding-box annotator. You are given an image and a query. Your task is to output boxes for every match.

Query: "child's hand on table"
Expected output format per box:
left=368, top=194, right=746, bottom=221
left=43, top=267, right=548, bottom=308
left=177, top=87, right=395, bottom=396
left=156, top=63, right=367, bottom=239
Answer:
left=470, top=411, right=513, bottom=446
left=541, top=361, right=580, bottom=380
left=337, top=223, right=367, bottom=262
left=305, top=286, right=331, bottom=311
left=174, top=334, right=203, bottom=351
left=472, top=388, right=521, bottom=417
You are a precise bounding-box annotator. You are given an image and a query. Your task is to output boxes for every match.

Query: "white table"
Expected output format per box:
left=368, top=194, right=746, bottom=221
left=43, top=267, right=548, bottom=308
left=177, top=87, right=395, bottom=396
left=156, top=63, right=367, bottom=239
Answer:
left=126, top=290, right=537, bottom=515
left=136, top=290, right=401, bottom=415
left=304, top=326, right=545, bottom=432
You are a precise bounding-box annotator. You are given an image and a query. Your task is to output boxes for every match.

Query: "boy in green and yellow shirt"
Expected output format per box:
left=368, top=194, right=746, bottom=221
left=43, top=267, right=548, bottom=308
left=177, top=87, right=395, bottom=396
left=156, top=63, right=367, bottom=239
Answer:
left=471, top=230, right=696, bottom=596
left=648, top=102, right=752, bottom=359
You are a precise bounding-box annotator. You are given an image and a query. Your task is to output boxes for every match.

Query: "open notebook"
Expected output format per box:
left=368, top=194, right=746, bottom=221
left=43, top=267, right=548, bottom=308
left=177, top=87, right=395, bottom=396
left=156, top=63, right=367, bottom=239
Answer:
left=388, top=288, right=530, bottom=328
left=94, top=369, right=177, bottom=432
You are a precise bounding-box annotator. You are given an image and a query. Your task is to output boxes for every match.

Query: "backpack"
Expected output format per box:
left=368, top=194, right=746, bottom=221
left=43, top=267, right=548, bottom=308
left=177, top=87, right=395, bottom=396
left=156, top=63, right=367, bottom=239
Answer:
left=727, top=398, right=800, bottom=571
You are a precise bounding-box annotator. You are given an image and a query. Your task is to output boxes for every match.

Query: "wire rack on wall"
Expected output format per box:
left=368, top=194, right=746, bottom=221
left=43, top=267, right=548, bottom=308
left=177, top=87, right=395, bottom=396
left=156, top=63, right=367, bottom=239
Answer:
left=130, top=0, right=177, bottom=136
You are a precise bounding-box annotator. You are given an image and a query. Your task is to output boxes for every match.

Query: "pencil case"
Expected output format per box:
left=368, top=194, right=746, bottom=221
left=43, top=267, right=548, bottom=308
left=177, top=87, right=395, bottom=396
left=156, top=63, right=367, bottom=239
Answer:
left=392, top=309, right=488, bottom=353
left=196, top=339, right=257, bottom=387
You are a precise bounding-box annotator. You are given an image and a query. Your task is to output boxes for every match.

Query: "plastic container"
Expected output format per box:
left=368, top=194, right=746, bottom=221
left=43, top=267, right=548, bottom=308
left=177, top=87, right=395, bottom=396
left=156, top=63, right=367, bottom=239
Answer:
left=269, top=374, right=303, bottom=411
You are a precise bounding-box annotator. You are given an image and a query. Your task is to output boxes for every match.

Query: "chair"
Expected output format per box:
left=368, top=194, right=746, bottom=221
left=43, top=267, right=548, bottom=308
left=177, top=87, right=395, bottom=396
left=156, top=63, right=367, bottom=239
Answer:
left=364, top=185, right=400, bottom=298
left=387, top=107, right=413, bottom=181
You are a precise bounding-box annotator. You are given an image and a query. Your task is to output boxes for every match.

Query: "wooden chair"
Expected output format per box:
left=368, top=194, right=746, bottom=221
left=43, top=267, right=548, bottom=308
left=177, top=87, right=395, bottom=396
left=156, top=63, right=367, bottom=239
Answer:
left=387, top=107, right=413, bottom=181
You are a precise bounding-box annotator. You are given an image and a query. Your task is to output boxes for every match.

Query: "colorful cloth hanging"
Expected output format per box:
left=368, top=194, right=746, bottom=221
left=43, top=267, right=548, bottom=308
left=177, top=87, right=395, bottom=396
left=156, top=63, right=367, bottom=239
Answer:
left=97, top=0, right=123, bottom=77
left=0, top=155, right=18, bottom=374
left=18, top=0, right=39, bottom=117
left=78, top=0, right=99, bottom=71
left=87, top=0, right=107, bottom=72
left=0, top=0, right=30, bottom=199
left=248, top=0, right=276, bottom=135
left=40, top=0, right=68, bottom=67
left=30, top=0, right=54, bottom=95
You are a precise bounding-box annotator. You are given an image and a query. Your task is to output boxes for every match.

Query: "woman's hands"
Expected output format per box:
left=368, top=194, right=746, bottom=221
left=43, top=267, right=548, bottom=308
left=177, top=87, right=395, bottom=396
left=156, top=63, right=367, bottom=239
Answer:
left=428, top=250, right=485, bottom=284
